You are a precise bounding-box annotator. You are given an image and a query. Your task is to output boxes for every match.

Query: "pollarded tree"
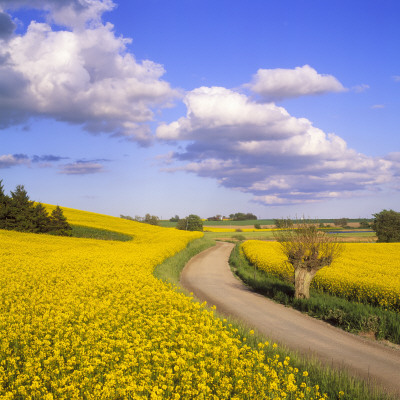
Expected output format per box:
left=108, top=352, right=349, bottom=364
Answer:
left=372, top=209, right=400, bottom=242
left=274, top=222, right=343, bottom=299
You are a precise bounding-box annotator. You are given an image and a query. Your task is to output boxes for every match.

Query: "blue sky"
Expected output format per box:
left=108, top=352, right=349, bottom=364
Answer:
left=0, top=0, right=399, bottom=219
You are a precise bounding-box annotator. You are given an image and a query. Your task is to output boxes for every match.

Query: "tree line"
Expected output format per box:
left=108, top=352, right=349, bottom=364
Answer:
left=0, top=180, right=72, bottom=236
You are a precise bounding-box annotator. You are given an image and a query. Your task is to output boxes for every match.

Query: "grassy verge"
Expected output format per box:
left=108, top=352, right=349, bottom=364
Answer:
left=153, top=236, right=216, bottom=285
left=230, top=243, right=400, bottom=345
left=154, top=238, right=396, bottom=399
left=70, top=224, right=133, bottom=241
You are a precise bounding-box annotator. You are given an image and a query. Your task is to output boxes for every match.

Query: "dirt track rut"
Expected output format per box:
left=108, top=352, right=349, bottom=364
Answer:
left=180, top=241, right=400, bottom=396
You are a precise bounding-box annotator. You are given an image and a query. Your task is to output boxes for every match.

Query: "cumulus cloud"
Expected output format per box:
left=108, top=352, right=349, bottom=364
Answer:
left=0, top=1, right=177, bottom=145
left=246, top=65, right=346, bottom=101
left=157, top=86, right=398, bottom=205
left=0, top=11, right=15, bottom=39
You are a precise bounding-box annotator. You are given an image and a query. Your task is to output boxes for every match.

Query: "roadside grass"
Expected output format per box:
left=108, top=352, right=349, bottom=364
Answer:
left=153, top=236, right=216, bottom=285
left=230, top=243, right=400, bottom=345
left=70, top=224, right=133, bottom=241
left=154, top=238, right=396, bottom=400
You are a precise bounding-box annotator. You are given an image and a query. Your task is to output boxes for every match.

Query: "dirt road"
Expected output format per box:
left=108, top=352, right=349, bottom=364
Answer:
left=180, top=242, right=400, bottom=396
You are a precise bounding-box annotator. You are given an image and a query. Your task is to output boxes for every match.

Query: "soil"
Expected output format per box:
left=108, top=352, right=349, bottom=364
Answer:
left=180, top=242, right=400, bottom=396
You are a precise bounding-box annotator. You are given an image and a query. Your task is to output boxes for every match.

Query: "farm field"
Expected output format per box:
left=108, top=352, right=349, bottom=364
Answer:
left=159, top=219, right=373, bottom=228
left=0, top=206, right=328, bottom=399
left=203, top=229, right=376, bottom=243
left=241, top=241, right=400, bottom=312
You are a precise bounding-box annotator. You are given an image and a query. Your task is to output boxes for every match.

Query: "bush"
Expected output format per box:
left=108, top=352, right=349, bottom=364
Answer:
left=232, top=234, right=246, bottom=241
left=254, top=224, right=261, bottom=229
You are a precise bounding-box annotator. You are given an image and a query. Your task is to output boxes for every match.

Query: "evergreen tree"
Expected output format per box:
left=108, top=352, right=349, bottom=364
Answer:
left=8, top=185, right=36, bottom=232
left=0, top=180, right=11, bottom=229
left=33, top=203, right=51, bottom=233
left=49, top=206, right=72, bottom=236
left=0, top=181, right=72, bottom=236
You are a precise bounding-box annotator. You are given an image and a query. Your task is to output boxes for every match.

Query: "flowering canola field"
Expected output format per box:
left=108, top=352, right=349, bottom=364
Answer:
left=242, top=240, right=400, bottom=311
left=0, top=207, right=326, bottom=399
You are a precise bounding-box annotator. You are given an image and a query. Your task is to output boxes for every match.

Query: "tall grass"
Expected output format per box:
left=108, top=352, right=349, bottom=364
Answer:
left=154, top=239, right=396, bottom=399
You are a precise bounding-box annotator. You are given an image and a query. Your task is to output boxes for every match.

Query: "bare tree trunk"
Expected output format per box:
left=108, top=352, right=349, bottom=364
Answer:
left=294, top=267, right=317, bottom=299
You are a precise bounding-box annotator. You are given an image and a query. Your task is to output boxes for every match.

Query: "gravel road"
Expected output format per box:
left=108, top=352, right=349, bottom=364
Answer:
left=180, top=241, right=400, bottom=396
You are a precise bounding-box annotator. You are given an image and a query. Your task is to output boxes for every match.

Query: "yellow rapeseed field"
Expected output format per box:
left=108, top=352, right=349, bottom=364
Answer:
left=0, top=207, right=326, bottom=399
left=242, top=240, right=400, bottom=311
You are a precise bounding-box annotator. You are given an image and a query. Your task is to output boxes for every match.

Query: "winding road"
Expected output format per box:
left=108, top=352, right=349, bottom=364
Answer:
left=180, top=241, right=400, bottom=396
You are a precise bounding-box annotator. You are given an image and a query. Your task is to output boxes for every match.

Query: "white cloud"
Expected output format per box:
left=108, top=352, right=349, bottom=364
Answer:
left=0, top=3, right=178, bottom=145
left=371, top=104, right=385, bottom=109
left=246, top=65, right=346, bottom=101
left=158, top=86, right=398, bottom=205
left=392, top=75, right=400, bottom=82
left=0, top=0, right=115, bottom=29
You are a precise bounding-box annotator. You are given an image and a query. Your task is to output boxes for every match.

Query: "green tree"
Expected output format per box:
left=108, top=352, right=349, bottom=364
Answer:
left=333, top=218, right=349, bottom=228
left=229, top=212, right=257, bottom=221
left=0, top=180, right=11, bottom=229
left=372, top=209, right=400, bottom=242
left=8, top=185, right=36, bottom=232
left=143, top=213, right=159, bottom=226
left=176, top=214, right=203, bottom=231
left=120, top=214, right=135, bottom=221
left=33, top=203, right=51, bottom=233
left=274, top=222, right=343, bottom=299
left=49, top=206, right=72, bottom=236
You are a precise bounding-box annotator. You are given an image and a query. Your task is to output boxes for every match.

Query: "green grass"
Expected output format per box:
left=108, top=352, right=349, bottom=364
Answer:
left=153, top=238, right=396, bottom=400
left=153, top=236, right=215, bottom=285
left=70, top=224, right=133, bottom=241
left=230, top=243, right=400, bottom=344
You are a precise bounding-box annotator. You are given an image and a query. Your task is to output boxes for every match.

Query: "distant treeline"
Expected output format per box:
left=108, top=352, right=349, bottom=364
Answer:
left=0, top=180, right=71, bottom=236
